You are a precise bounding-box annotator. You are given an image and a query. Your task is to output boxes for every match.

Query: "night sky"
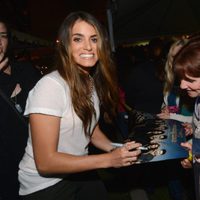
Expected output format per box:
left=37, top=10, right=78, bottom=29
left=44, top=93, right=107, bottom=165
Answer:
left=28, top=0, right=108, bottom=41
left=0, top=0, right=108, bottom=42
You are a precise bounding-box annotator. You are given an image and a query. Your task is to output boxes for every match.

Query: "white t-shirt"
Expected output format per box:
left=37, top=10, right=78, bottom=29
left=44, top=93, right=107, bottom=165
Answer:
left=18, top=71, right=100, bottom=195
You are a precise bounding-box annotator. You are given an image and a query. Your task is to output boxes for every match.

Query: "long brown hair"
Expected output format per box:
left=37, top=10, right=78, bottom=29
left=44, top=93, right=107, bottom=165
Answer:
left=55, top=11, right=119, bottom=136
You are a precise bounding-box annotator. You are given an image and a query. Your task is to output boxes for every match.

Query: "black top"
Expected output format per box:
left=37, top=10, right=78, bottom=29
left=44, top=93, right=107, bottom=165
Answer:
left=0, top=60, right=41, bottom=199
left=0, top=61, right=41, bottom=110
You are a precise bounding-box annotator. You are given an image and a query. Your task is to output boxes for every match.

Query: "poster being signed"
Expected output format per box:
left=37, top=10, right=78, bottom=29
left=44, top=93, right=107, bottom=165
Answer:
left=128, top=119, right=189, bottom=163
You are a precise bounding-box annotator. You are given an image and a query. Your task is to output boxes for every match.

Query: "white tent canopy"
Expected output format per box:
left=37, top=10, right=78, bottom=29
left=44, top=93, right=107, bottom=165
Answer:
left=11, top=29, right=53, bottom=47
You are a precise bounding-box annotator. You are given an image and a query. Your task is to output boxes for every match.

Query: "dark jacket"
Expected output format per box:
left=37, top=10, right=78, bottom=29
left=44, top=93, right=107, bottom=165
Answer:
left=0, top=60, right=41, bottom=200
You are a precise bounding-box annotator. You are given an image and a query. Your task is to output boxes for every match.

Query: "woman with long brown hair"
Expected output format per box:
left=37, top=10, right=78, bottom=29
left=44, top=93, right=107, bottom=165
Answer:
left=18, top=11, right=141, bottom=200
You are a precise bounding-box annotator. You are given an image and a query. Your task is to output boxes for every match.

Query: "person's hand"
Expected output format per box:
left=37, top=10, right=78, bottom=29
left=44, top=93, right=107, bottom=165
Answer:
left=109, top=141, right=141, bottom=168
left=181, top=158, right=192, bottom=169
left=182, top=122, right=193, bottom=136
left=0, top=50, right=8, bottom=71
left=157, top=106, right=170, bottom=119
left=156, top=112, right=170, bottom=119
left=180, top=142, right=192, bottom=169
left=161, top=106, right=170, bottom=114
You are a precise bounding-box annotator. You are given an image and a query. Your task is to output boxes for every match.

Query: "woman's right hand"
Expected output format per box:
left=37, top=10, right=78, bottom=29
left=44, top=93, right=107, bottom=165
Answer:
left=109, top=141, right=141, bottom=168
left=0, top=51, right=8, bottom=70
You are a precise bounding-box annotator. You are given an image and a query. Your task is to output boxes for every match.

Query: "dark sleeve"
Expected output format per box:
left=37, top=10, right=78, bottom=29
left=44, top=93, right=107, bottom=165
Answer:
left=14, top=61, right=42, bottom=91
left=12, top=61, right=42, bottom=110
left=0, top=95, right=28, bottom=167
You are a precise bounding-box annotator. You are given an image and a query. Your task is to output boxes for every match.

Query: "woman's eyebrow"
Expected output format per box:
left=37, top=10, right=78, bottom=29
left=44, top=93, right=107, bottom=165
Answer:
left=184, top=76, right=195, bottom=81
left=90, top=34, right=97, bottom=37
left=72, top=33, right=97, bottom=37
left=72, top=33, right=83, bottom=37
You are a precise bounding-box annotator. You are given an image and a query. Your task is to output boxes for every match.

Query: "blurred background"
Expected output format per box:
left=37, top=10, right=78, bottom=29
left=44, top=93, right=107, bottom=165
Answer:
left=0, top=0, right=108, bottom=74
left=1, top=0, right=200, bottom=75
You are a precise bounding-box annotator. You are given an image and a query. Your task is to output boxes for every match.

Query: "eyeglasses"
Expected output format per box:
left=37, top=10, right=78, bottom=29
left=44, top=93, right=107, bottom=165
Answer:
left=0, top=32, right=8, bottom=39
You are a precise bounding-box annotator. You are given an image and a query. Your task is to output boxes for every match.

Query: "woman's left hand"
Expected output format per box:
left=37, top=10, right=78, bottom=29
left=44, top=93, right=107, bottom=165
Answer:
left=109, top=141, right=142, bottom=168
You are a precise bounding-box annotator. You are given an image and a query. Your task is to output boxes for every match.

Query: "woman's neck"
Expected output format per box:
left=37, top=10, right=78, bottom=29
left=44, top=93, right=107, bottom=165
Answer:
left=78, top=66, right=92, bottom=75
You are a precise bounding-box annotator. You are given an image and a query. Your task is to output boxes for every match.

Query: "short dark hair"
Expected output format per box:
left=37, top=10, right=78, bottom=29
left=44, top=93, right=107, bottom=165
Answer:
left=0, top=18, right=12, bottom=58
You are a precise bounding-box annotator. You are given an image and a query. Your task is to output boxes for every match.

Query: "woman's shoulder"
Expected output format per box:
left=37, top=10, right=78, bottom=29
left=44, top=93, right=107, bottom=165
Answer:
left=43, top=70, right=64, bottom=82
left=39, top=70, right=68, bottom=89
left=27, top=71, right=69, bottom=105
